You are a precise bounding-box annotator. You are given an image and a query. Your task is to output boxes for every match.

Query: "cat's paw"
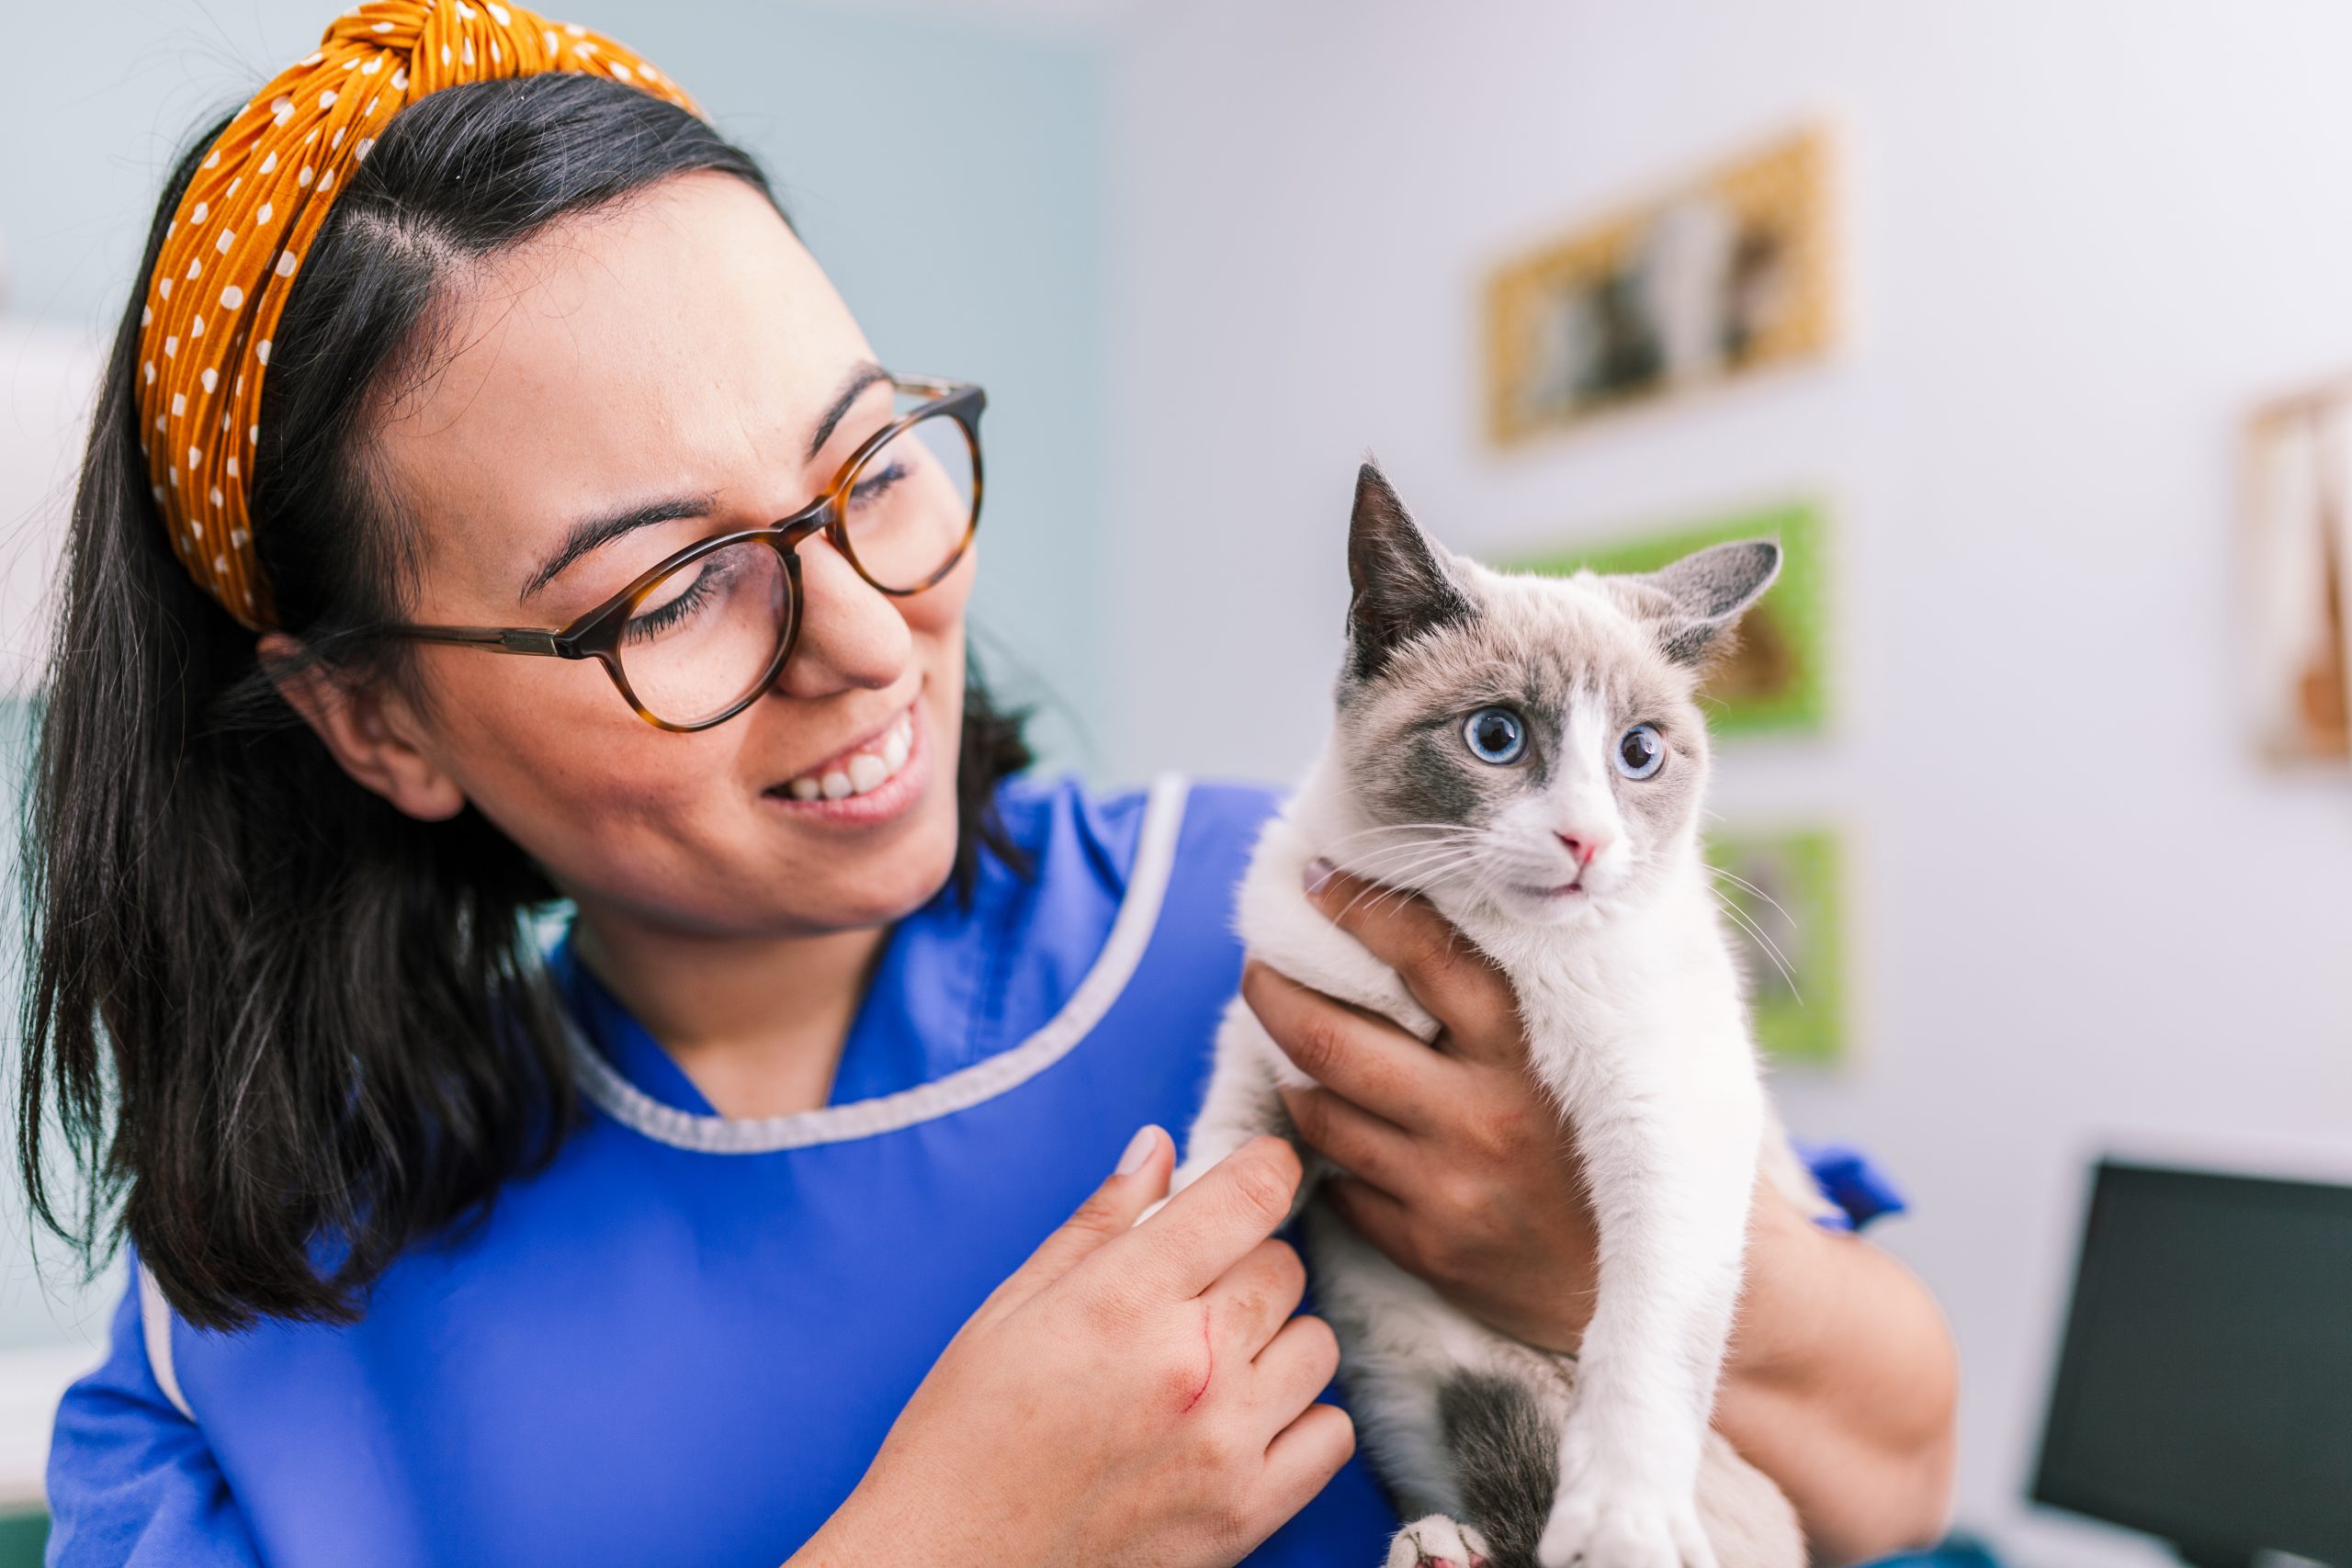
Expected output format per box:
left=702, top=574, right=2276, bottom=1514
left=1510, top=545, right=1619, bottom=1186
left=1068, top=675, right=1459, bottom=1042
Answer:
left=1385, top=1515, right=1493, bottom=1568
left=1534, top=1485, right=1714, bottom=1568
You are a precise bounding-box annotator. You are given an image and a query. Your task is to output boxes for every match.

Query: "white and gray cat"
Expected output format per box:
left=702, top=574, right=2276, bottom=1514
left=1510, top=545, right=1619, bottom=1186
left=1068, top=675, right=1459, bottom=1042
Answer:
left=1172, top=466, right=1836, bottom=1568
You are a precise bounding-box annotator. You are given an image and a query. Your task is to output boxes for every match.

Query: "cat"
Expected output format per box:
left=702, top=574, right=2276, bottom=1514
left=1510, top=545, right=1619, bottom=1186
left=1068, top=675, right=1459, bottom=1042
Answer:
left=1171, top=465, right=1834, bottom=1568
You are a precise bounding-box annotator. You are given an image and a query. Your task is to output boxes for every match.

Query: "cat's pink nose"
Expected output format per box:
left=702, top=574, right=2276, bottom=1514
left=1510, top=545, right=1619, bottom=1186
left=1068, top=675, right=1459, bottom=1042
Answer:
left=1557, top=832, right=1606, bottom=866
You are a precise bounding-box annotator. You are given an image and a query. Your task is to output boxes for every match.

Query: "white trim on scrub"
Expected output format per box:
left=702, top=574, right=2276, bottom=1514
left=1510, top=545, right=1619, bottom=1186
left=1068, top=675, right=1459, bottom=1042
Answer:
left=138, top=1258, right=194, bottom=1422
left=134, top=773, right=1195, bottom=1412
left=567, top=772, right=1192, bottom=1154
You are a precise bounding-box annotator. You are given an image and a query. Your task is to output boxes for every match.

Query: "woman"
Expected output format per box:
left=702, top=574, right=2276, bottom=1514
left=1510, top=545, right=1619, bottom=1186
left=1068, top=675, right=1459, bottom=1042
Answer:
left=20, top=5, right=1957, bottom=1564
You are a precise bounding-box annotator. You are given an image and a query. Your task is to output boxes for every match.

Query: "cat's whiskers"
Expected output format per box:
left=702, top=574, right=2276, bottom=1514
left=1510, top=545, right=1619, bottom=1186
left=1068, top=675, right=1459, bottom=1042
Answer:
left=1709, top=888, right=1803, bottom=1001
left=1709, top=865, right=1799, bottom=930
left=1337, top=833, right=1491, bottom=885
left=1320, top=824, right=1486, bottom=875
left=1342, top=842, right=1486, bottom=883
left=1345, top=827, right=1486, bottom=879
left=1333, top=879, right=1423, bottom=923
left=1329, top=843, right=1491, bottom=912
left=1703, top=863, right=1804, bottom=984
left=1325, top=821, right=1486, bottom=849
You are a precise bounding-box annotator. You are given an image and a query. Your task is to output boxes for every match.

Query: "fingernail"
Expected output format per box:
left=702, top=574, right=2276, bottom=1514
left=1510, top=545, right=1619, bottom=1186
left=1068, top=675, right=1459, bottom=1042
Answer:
left=1116, top=1124, right=1161, bottom=1177
left=1304, top=857, right=1337, bottom=895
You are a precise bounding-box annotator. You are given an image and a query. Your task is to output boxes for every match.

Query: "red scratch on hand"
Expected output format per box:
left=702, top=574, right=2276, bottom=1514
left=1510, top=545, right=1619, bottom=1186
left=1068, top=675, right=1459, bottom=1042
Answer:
left=1182, top=1314, right=1213, bottom=1413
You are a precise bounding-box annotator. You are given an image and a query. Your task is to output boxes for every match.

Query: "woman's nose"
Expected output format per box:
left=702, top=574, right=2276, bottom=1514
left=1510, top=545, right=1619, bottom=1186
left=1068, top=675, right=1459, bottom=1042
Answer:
left=771, top=536, right=911, bottom=699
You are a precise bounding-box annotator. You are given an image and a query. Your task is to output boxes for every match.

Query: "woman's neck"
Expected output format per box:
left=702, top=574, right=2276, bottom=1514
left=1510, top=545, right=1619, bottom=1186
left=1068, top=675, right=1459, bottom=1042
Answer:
left=570, top=907, right=889, bottom=1119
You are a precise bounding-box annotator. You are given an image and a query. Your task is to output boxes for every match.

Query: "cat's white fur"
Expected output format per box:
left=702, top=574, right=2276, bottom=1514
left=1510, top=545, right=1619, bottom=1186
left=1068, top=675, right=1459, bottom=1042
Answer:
left=1173, top=529, right=1828, bottom=1568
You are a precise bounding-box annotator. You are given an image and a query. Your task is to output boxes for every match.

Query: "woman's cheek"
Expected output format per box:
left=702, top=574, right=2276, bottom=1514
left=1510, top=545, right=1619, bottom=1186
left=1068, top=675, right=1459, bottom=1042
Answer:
left=911, top=545, right=973, bottom=782
left=908, top=539, right=978, bottom=635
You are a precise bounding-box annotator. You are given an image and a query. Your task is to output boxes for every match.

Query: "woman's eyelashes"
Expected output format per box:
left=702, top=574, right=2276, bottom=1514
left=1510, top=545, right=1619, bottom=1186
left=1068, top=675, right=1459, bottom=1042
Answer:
left=848, top=457, right=909, bottom=514
left=624, top=548, right=748, bottom=641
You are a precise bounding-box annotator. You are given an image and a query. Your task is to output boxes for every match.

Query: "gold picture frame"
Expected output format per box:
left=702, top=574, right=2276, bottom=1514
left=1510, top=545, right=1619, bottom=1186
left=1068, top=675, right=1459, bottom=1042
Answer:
left=2245, top=381, right=2352, bottom=766
left=1484, top=125, right=1839, bottom=446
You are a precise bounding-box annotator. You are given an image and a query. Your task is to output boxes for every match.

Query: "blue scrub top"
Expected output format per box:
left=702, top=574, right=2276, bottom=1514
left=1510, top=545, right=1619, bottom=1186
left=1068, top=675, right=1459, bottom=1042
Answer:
left=43, top=773, right=1900, bottom=1567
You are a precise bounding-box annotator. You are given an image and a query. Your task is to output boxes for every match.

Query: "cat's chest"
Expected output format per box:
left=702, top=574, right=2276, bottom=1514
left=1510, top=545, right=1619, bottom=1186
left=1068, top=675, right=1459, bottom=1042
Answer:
left=1476, top=916, right=1727, bottom=1057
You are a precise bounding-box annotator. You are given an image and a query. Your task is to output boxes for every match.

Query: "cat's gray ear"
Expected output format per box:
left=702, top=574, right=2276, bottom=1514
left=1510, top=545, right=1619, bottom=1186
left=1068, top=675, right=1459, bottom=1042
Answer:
left=1346, top=463, right=1473, bottom=681
left=1625, top=538, right=1781, bottom=667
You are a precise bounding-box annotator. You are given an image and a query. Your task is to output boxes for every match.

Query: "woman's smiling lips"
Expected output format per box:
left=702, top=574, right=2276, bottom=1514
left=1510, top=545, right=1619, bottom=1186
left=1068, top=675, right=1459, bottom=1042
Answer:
left=764, top=701, right=929, bottom=825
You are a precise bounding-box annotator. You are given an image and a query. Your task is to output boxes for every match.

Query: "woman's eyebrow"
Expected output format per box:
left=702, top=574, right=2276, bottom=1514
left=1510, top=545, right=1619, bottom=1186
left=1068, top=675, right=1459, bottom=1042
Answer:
left=807, top=360, right=890, bottom=461
left=518, top=363, right=888, bottom=603
left=521, top=491, right=718, bottom=602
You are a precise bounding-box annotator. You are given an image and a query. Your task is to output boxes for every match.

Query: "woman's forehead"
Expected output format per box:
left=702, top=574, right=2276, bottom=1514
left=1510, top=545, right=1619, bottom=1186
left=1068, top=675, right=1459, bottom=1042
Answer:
left=374, top=170, right=871, bottom=569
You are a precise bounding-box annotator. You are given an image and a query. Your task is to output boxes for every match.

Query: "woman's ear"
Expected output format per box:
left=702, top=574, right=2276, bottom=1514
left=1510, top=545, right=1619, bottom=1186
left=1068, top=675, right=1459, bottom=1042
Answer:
left=259, top=632, right=467, bottom=821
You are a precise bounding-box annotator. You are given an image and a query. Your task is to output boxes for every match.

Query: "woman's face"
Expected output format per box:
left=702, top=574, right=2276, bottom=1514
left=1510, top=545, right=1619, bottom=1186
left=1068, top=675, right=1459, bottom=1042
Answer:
left=344, top=169, right=975, bottom=939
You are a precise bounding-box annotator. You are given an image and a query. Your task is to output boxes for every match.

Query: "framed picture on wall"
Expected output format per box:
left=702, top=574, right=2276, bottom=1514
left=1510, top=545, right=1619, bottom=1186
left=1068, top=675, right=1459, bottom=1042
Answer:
left=1506, top=498, right=1832, bottom=739
left=1483, top=124, right=1839, bottom=446
left=1705, top=824, right=1849, bottom=1070
left=2245, top=384, right=2352, bottom=766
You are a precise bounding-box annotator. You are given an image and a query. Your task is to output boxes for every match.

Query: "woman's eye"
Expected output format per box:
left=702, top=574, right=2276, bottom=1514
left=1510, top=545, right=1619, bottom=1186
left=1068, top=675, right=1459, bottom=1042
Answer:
left=1615, top=723, right=1665, bottom=780
left=1462, top=706, right=1526, bottom=765
left=624, top=555, right=733, bottom=642
left=848, top=458, right=909, bottom=513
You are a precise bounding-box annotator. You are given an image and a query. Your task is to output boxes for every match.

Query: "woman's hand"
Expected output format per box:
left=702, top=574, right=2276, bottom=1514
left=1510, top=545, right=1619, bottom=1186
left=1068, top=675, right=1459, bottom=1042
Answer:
left=792, top=1131, right=1355, bottom=1568
left=1248, top=863, right=1957, bottom=1562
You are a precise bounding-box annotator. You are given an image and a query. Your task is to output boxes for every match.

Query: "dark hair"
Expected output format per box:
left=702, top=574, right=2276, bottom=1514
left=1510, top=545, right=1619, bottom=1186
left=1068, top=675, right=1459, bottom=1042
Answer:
left=17, top=73, right=1030, bottom=1332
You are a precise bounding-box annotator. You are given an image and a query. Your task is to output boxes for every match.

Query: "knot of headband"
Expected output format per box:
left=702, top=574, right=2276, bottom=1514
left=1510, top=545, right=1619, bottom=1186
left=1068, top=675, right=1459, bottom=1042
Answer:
left=135, top=0, right=703, bottom=631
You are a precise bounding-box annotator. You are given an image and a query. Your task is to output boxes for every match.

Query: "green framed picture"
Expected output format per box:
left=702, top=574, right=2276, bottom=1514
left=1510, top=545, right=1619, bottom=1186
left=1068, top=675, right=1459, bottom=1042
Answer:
left=1704, top=825, right=1848, bottom=1069
left=1507, top=499, right=1830, bottom=738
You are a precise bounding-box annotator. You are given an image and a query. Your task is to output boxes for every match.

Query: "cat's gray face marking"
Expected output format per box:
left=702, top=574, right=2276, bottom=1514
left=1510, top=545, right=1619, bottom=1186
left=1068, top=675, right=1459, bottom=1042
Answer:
left=1332, top=464, right=1778, bottom=930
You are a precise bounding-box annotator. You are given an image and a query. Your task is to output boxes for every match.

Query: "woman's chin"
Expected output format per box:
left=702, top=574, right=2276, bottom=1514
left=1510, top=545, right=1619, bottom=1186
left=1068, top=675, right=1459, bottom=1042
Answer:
left=775, top=787, right=965, bottom=931
left=829, top=844, right=959, bottom=930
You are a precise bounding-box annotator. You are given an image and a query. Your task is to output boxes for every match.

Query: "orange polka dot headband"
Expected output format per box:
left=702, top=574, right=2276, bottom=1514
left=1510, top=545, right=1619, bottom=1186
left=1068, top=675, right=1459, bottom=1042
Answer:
left=136, top=0, right=703, bottom=631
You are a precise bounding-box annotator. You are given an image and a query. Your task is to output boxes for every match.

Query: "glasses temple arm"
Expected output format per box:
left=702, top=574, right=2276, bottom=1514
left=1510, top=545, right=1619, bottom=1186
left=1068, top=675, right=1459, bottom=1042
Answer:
left=391, top=626, right=575, bottom=657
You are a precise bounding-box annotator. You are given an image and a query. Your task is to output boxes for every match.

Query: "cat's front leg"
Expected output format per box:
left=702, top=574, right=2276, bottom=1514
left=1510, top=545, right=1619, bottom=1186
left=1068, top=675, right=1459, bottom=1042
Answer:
left=1532, top=1076, right=1760, bottom=1568
left=1169, top=994, right=1308, bottom=1209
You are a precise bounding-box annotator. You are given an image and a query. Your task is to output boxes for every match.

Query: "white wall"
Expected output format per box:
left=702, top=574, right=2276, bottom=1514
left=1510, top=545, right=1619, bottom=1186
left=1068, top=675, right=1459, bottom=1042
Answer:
left=1104, top=3, right=2352, bottom=1561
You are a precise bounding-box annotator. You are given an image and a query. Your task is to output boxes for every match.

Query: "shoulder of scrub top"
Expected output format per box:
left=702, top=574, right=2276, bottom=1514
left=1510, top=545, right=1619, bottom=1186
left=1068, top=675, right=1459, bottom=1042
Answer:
left=978, top=770, right=1291, bottom=897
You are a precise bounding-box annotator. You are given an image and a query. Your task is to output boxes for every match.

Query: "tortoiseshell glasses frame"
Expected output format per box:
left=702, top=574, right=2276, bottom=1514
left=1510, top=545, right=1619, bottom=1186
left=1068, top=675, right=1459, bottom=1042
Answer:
left=383, top=377, right=984, bottom=733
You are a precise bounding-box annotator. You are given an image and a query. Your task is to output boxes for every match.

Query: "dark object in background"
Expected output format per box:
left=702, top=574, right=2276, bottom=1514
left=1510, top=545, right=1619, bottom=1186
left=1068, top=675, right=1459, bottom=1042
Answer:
left=2033, top=1159, right=2352, bottom=1568
left=1870, top=1536, right=2003, bottom=1568
left=0, top=1513, right=40, bottom=1567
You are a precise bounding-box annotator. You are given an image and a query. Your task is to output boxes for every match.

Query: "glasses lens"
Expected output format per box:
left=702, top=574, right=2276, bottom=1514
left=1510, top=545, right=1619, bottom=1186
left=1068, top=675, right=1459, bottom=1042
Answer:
left=838, top=410, right=977, bottom=592
left=616, top=537, right=791, bottom=728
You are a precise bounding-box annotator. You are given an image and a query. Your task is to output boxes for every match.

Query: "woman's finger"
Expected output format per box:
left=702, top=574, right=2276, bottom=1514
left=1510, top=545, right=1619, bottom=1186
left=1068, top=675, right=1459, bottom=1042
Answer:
left=1279, top=1084, right=1417, bottom=1192
left=1093, top=1134, right=1304, bottom=1303
left=1318, top=1173, right=1419, bottom=1270
left=1242, top=962, right=1451, bottom=1129
left=1203, top=1235, right=1307, bottom=1359
left=1249, top=1311, right=1342, bottom=1420
left=980, top=1124, right=1171, bottom=1320
left=1302, top=862, right=1523, bottom=1065
left=1252, top=1401, right=1357, bottom=1531
left=1216, top=1401, right=1357, bottom=1567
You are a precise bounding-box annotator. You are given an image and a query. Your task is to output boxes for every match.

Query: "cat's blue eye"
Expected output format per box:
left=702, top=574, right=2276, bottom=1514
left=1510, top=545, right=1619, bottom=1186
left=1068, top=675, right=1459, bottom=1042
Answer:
left=1463, top=706, right=1526, bottom=765
left=1615, top=723, right=1665, bottom=780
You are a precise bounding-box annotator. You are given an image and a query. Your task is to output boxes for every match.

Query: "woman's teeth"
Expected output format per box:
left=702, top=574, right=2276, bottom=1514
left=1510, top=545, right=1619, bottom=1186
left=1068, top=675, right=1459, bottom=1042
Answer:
left=784, top=713, right=914, bottom=802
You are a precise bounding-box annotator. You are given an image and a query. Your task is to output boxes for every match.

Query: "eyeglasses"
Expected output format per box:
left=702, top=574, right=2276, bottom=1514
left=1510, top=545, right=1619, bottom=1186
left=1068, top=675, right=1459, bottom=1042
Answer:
left=384, top=377, right=983, bottom=732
